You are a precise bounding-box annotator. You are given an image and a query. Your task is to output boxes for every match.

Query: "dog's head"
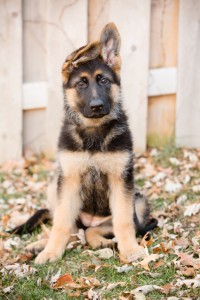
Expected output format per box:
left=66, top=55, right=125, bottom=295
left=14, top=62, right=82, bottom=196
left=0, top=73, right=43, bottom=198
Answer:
left=62, top=23, right=121, bottom=121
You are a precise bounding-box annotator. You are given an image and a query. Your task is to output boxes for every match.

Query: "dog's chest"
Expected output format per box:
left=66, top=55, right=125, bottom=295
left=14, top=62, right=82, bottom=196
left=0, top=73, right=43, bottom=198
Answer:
left=80, top=167, right=110, bottom=216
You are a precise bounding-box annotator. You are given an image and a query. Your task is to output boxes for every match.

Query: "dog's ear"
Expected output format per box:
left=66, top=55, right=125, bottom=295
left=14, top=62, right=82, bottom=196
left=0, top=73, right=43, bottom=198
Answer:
left=100, top=23, right=121, bottom=71
left=62, top=43, right=100, bottom=83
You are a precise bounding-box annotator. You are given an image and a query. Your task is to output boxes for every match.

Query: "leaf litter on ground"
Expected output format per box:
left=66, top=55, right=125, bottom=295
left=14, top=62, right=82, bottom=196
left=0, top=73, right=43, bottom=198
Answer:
left=0, top=148, right=200, bottom=298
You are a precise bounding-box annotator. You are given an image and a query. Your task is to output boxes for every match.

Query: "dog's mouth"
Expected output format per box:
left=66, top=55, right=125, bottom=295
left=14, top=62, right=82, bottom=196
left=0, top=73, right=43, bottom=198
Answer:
left=83, top=111, right=109, bottom=119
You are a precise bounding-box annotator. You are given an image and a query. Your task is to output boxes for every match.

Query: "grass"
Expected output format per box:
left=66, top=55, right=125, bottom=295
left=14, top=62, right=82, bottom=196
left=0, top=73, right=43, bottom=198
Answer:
left=1, top=251, right=177, bottom=299
left=1, top=146, right=200, bottom=299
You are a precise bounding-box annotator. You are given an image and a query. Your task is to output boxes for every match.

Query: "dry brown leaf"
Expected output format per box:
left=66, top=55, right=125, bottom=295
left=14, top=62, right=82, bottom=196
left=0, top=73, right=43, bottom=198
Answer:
left=140, top=232, right=153, bottom=248
left=153, top=243, right=171, bottom=254
left=177, top=252, right=200, bottom=269
left=53, top=273, right=74, bottom=289
left=119, top=291, right=146, bottom=300
left=79, top=276, right=101, bottom=288
left=153, top=259, right=165, bottom=269
left=53, top=274, right=101, bottom=290
left=162, top=282, right=174, bottom=295
left=68, top=291, right=81, bottom=297
left=175, top=237, right=189, bottom=249
left=177, top=267, right=196, bottom=277
left=132, top=254, right=160, bottom=271
left=18, top=253, right=34, bottom=263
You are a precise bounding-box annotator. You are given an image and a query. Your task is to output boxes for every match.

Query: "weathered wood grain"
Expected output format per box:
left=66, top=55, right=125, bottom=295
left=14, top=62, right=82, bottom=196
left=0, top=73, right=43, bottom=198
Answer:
left=89, top=0, right=151, bottom=152
left=0, top=0, right=22, bottom=163
left=176, top=0, right=200, bottom=147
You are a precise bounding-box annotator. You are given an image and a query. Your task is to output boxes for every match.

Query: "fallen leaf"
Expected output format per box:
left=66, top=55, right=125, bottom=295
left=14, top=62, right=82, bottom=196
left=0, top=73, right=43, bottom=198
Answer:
left=177, top=267, right=196, bottom=277
left=53, top=274, right=73, bottom=289
left=119, top=291, right=146, bottom=300
left=87, top=288, right=100, bottom=300
left=50, top=268, right=61, bottom=285
left=132, top=254, right=160, bottom=271
left=176, top=194, right=187, bottom=205
left=133, top=285, right=164, bottom=294
left=162, top=282, right=174, bottom=295
left=169, top=157, right=180, bottom=166
left=184, top=203, right=200, bottom=216
left=18, top=252, right=34, bottom=263
left=106, top=281, right=125, bottom=290
left=77, top=276, right=101, bottom=288
left=153, top=243, right=171, bottom=254
left=175, top=277, right=200, bottom=288
left=115, top=264, right=133, bottom=273
left=53, top=274, right=101, bottom=290
left=68, top=291, right=81, bottom=297
left=95, top=248, right=114, bottom=259
left=153, top=259, right=165, bottom=269
left=164, top=181, right=182, bottom=193
left=177, top=252, right=200, bottom=269
left=175, top=237, right=189, bottom=249
left=3, top=285, right=14, bottom=293
left=140, top=232, right=153, bottom=248
left=192, top=185, right=200, bottom=192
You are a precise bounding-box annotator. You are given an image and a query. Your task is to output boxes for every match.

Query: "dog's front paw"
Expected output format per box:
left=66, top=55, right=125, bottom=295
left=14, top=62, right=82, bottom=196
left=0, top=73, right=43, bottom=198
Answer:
left=120, top=245, right=146, bottom=262
left=35, top=250, right=62, bottom=265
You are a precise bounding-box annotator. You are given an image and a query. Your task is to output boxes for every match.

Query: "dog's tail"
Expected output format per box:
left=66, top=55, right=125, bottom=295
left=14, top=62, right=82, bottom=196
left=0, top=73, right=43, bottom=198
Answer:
left=9, top=209, right=51, bottom=235
left=134, top=191, right=158, bottom=236
left=10, top=193, right=157, bottom=236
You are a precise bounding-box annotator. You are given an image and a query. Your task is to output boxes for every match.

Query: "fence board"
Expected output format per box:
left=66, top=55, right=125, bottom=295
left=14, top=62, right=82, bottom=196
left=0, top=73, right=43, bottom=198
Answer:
left=176, top=0, right=200, bottom=148
left=23, top=0, right=48, bottom=82
left=0, top=0, right=22, bottom=163
left=46, top=0, right=88, bottom=154
left=89, top=0, right=151, bottom=152
left=148, top=0, right=179, bottom=147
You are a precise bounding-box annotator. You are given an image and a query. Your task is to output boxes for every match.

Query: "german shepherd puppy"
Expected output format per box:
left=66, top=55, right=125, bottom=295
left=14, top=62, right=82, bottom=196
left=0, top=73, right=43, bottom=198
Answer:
left=12, top=23, right=157, bottom=264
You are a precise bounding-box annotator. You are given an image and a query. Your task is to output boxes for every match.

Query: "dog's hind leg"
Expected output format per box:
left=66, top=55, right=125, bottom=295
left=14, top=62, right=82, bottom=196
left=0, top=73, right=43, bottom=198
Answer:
left=85, top=224, right=114, bottom=249
left=26, top=239, right=48, bottom=256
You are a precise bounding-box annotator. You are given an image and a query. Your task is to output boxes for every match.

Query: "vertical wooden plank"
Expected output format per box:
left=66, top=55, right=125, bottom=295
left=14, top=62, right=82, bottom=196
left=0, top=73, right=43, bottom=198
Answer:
left=147, top=0, right=179, bottom=147
left=0, top=0, right=22, bottom=163
left=148, top=95, right=176, bottom=146
left=23, top=0, right=48, bottom=82
left=176, top=0, right=200, bottom=148
left=22, top=0, right=48, bottom=154
left=23, top=109, right=47, bottom=153
left=149, top=0, right=179, bottom=69
left=89, top=0, right=151, bottom=152
left=46, top=0, right=88, bottom=154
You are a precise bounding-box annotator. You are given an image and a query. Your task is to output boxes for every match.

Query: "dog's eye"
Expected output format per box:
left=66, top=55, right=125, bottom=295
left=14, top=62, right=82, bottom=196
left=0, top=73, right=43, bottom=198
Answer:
left=76, top=77, right=88, bottom=88
left=97, top=75, right=110, bottom=85
left=101, top=77, right=109, bottom=84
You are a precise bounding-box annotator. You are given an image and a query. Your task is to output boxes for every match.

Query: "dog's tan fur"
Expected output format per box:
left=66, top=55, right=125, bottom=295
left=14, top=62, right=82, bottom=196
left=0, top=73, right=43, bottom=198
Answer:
left=34, top=148, right=144, bottom=264
left=24, top=23, right=153, bottom=264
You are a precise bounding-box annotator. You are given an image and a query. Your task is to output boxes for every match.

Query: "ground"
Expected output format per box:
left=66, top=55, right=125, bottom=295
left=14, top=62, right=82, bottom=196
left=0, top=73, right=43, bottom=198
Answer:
left=0, top=146, right=200, bottom=300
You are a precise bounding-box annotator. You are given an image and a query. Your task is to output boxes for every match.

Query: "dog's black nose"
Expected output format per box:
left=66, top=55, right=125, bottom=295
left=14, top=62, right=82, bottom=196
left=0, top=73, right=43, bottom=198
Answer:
left=89, top=99, right=104, bottom=112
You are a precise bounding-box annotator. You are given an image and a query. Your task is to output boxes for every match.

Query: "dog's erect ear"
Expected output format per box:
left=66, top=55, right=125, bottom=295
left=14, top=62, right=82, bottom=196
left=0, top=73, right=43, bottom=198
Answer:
left=100, top=23, right=121, bottom=70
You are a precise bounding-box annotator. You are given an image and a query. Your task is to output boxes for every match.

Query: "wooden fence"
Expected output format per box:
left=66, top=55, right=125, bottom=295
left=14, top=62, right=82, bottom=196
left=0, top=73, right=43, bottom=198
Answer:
left=0, top=0, right=200, bottom=163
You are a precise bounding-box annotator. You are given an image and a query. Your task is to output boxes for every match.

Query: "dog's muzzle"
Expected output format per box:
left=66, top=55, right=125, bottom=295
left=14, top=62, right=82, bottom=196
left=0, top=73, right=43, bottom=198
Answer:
left=84, top=99, right=110, bottom=118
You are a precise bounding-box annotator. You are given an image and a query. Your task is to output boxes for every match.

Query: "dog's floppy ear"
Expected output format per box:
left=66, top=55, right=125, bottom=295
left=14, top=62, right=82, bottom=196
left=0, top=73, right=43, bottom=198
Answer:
left=100, top=22, right=121, bottom=71
left=62, top=43, right=100, bottom=84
